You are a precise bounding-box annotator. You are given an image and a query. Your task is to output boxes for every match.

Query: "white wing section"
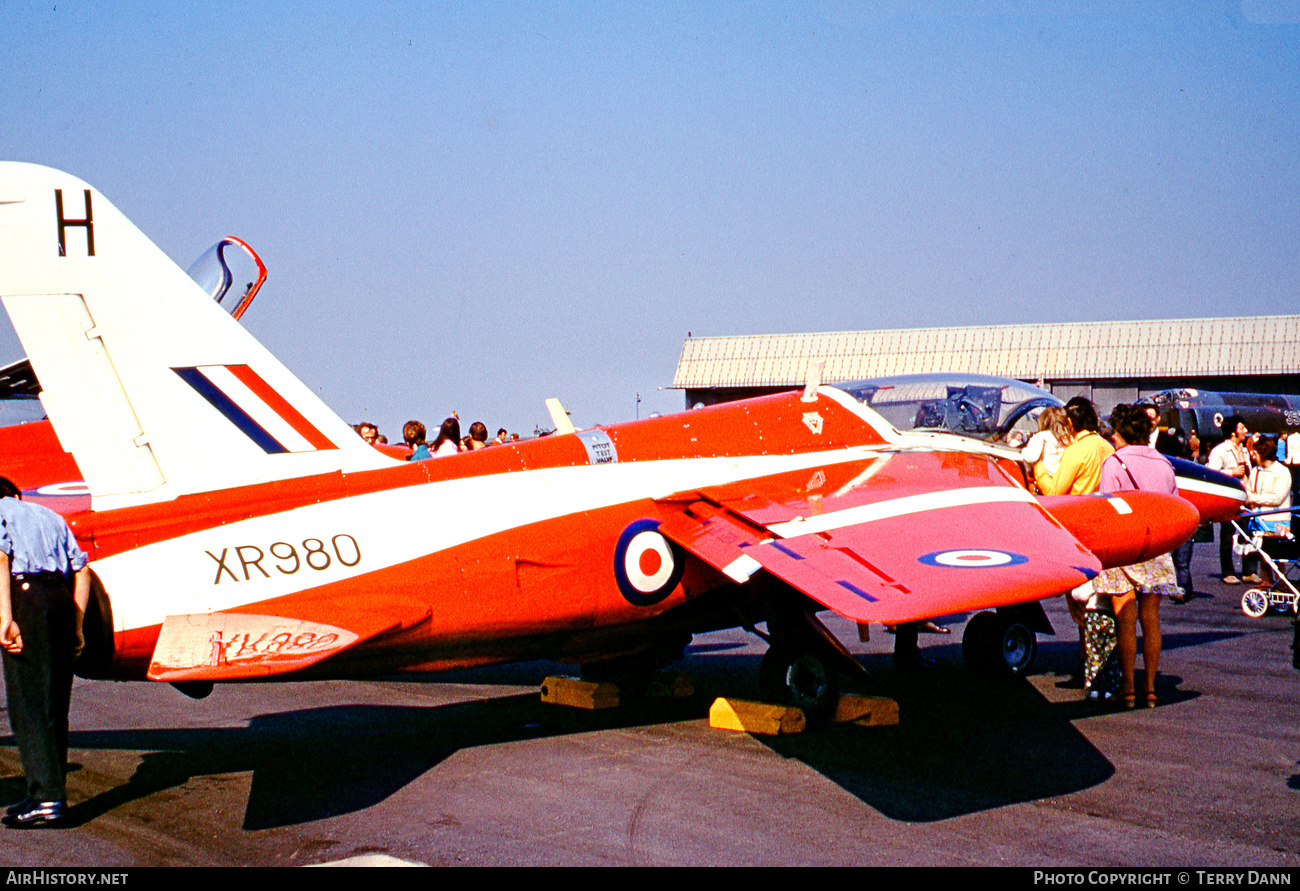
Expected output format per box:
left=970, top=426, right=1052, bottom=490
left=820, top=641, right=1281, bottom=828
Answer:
left=0, top=163, right=394, bottom=509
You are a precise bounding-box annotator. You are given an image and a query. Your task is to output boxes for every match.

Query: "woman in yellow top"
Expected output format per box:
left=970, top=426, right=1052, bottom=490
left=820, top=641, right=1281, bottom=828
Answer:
left=1037, top=398, right=1116, bottom=696
left=1040, top=397, right=1115, bottom=496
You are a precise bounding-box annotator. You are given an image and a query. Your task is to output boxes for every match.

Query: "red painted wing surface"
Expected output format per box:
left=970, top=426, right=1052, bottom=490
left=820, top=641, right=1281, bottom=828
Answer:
left=660, top=451, right=1102, bottom=624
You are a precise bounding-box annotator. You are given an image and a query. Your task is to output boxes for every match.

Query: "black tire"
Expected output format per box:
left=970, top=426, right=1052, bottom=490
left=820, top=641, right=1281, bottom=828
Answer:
left=759, top=645, right=839, bottom=720
left=963, top=611, right=1037, bottom=677
left=998, top=619, right=1037, bottom=676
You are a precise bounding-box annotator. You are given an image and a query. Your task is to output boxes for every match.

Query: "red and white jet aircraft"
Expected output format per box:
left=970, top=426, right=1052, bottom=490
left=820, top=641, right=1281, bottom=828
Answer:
left=0, top=163, right=1243, bottom=712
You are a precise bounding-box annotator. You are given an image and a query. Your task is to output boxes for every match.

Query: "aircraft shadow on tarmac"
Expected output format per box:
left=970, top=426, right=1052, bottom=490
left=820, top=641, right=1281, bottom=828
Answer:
left=745, top=630, right=1234, bottom=823
left=0, top=627, right=1245, bottom=830
left=35, top=687, right=720, bottom=831
left=759, top=654, right=1117, bottom=823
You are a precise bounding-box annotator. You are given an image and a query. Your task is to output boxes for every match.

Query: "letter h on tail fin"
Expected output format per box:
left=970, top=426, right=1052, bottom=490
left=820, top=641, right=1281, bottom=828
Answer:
left=0, top=162, right=393, bottom=510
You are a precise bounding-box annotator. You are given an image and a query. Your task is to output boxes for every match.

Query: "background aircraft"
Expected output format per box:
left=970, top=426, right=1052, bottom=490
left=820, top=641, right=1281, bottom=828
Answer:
left=0, top=163, right=1236, bottom=715
left=1139, top=388, right=1300, bottom=444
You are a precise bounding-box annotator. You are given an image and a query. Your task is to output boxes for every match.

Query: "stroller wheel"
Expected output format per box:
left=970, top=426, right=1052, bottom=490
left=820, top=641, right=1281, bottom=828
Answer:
left=1241, top=588, right=1269, bottom=619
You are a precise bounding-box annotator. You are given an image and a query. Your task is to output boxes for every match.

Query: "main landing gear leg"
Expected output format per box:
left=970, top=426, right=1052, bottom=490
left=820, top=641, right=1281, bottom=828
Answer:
left=757, top=599, right=868, bottom=721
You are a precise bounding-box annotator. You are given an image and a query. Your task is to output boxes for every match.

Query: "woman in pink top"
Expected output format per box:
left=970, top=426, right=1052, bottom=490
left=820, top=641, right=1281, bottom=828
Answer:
left=1095, top=404, right=1179, bottom=708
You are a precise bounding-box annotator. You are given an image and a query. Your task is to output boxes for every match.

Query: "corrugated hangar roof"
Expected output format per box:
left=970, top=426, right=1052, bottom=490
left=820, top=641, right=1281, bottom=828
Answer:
left=672, top=316, right=1300, bottom=389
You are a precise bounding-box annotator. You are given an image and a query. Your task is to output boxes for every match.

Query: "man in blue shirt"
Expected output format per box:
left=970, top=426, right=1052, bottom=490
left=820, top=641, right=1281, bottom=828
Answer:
left=0, top=477, right=90, bottom=828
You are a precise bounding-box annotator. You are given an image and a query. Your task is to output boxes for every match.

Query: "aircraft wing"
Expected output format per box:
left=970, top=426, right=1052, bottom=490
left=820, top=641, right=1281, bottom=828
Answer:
left=147, top=593, right=430, bottom=682
left=658, top=451, right=1104, bottom=625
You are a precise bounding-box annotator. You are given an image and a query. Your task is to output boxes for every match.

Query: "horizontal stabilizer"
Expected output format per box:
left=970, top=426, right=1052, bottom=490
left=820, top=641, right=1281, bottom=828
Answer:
left=147, top=594, right=429, bottom=682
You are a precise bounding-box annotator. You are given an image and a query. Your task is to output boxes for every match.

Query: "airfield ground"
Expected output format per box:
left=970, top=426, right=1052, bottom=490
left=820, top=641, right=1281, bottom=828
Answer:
left=0, top=547, right=1296, bottom=867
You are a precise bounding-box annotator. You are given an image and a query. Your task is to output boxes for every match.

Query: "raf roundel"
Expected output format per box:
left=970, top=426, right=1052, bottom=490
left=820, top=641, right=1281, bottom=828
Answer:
left=919, top=549, right=1029, bottom=568
left=614, top=519, right=686, bottom=606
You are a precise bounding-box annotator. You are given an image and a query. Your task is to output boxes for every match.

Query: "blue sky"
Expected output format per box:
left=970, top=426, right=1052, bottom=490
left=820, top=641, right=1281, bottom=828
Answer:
left=3, top=1, right=1297, bottom=438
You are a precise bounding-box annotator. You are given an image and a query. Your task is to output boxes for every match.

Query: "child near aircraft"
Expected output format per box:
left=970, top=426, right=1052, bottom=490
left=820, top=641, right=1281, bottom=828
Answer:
left=1021, top=406, right=1072, bottom=494
left=1046, top=399, right=1116, bottom=694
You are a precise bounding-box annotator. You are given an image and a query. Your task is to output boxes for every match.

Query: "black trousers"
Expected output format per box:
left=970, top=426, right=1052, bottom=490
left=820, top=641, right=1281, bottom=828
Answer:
left=2, top=575, right=75, bottom=803
left=1219, top=523, right=1239, bottom=576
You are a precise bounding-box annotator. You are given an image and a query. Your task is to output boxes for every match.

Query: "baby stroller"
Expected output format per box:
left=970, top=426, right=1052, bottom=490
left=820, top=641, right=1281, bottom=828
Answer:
left=1231, top=509, right=1300, bottom=618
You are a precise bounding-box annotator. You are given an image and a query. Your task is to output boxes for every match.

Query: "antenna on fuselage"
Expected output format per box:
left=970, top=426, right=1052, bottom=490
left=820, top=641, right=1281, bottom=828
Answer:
left=802, top=359, right=826, bottom=402
left=545, top=397, right=576, bottom=435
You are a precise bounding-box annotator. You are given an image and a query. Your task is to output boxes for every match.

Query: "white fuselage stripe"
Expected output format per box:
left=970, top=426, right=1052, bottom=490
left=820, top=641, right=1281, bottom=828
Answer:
left=765, top=486, right=1039, bottom=539
left=92, top=445, right=890, bottom=632
left=1177, top=476, right=1247, bottom=502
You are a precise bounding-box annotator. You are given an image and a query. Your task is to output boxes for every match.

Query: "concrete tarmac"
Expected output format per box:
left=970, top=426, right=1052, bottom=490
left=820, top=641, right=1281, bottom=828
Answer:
left=0, top=547, right=1296, bottom=866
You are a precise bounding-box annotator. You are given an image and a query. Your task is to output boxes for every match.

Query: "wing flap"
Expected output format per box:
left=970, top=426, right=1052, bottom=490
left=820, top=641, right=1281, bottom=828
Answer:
left=659, top=452, right=1103, bottom=625
left=657, top=500, right=768, bottom=582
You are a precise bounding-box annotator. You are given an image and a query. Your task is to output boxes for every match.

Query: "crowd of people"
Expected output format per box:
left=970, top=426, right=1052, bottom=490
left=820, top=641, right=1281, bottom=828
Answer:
left=354, top=419, right=520, bottom=459
left=1019, top=397, right=1293, bottom=706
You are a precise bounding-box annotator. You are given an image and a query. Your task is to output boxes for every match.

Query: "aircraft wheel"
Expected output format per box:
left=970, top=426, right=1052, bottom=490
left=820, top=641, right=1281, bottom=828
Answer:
left=760, top=646, right=838, bottom=720
left=1241, top=589, right=1269, bottom=619
left=998, top=619, right=1037, bottom=676
left=963, top=611, right=1037, bottom=677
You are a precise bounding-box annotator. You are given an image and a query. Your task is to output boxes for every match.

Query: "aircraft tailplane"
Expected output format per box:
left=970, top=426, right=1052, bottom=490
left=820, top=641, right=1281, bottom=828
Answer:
left=0, top=162, right=393, bottom=510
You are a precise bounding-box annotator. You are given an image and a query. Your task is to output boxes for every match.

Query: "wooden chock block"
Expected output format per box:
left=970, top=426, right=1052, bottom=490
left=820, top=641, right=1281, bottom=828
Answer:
left=708, top=697, right=806, bottom=736
left=540, top=676, right=620, bottom=710
left=645, top=671, right=694, bottom=699
left=833, top=694, right=899, bottom=727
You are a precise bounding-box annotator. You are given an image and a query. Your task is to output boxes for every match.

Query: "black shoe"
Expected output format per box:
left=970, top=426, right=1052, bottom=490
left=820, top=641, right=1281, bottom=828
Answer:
left=2, top=800, right=64, bottom=828
left=4, top=798, right=33, bottom=817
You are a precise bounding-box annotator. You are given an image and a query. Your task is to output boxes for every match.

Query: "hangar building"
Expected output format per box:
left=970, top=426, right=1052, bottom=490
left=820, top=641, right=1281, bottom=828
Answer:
left=671, top=315, right=1300, bottom=418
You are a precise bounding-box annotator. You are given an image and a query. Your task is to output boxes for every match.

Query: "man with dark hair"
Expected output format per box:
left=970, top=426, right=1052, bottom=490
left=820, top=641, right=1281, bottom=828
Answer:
left=1042, top=397, right=1113, bottom=496
left=468, top=422, right=489, bottom=450
left=1208, top=415, right=1250, bottom=584
left=0, top=476, right=90, bottom=827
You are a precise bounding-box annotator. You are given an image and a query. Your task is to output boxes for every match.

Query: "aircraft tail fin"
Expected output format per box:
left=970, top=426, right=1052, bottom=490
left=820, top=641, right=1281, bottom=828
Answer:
left=0, top=162, right=393, bottom=510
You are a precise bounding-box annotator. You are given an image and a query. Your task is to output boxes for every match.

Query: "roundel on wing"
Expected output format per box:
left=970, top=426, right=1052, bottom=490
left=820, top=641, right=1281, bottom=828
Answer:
left=918, top=549, right=1029, bottom=568
left=614, top=519, right=686, bottom=606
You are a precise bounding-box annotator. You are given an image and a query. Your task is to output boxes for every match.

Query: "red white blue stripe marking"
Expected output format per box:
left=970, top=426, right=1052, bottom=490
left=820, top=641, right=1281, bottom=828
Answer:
left=174, top=365, right=337, bottom=454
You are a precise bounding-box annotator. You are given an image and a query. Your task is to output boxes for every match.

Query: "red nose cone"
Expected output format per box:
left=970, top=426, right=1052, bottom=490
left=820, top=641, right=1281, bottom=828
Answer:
left=1038, top=492, right=1200, bottom=570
